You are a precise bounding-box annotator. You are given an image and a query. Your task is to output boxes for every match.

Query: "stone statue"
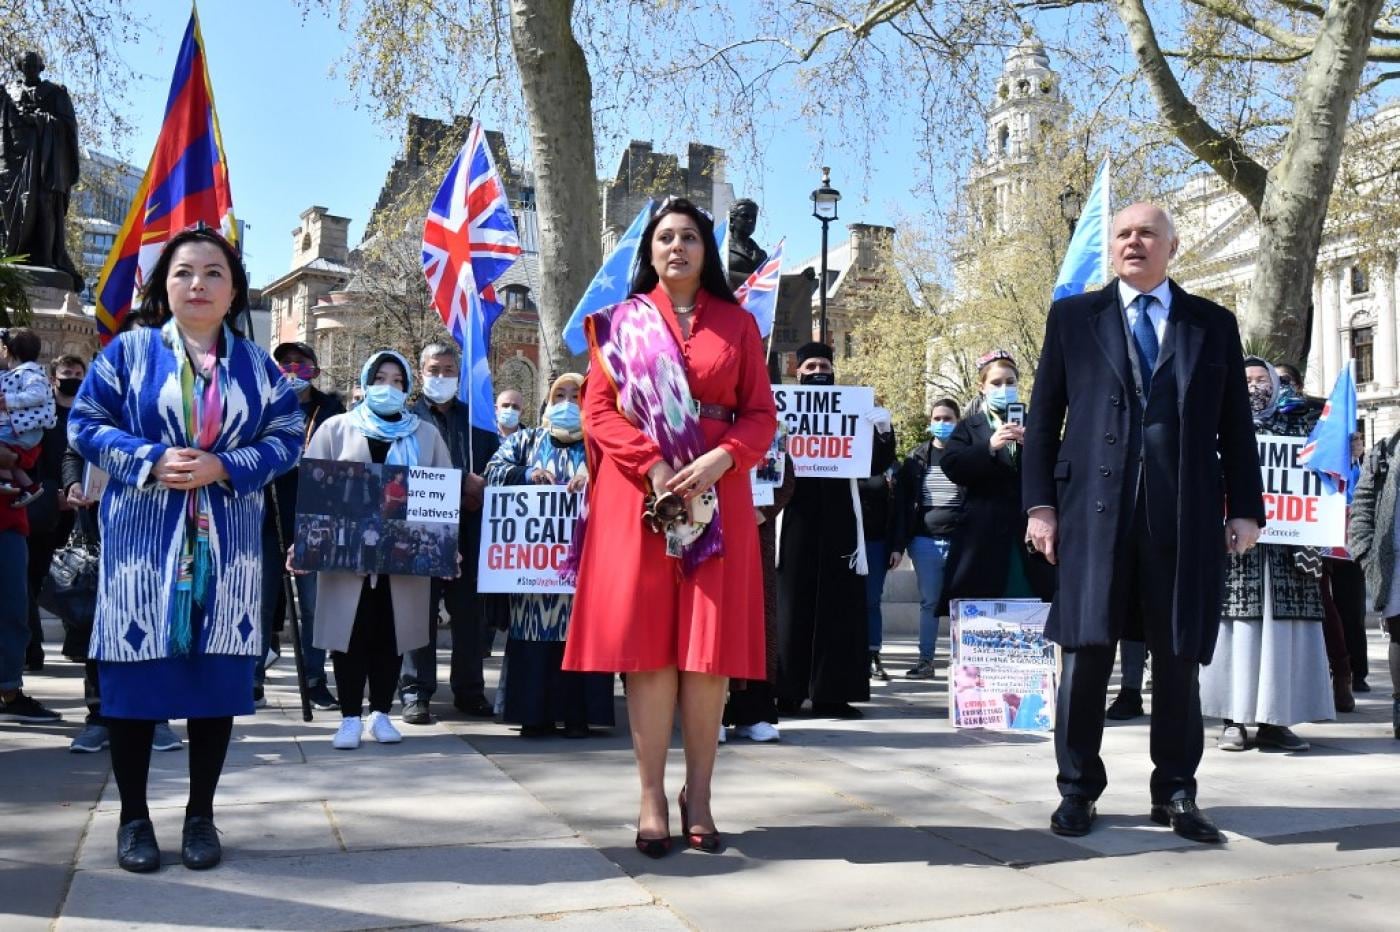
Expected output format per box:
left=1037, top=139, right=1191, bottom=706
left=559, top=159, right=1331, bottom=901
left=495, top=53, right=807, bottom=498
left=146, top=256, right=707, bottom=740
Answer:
left=0, top=52, right=82, bottom=290
left=726, top=198, right=767, bottom=291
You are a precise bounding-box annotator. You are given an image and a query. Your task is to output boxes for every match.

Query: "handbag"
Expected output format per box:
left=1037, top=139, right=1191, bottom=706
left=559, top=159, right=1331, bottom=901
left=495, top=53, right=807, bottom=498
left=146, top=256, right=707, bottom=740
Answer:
left=40, top=527, right=100, bottom=660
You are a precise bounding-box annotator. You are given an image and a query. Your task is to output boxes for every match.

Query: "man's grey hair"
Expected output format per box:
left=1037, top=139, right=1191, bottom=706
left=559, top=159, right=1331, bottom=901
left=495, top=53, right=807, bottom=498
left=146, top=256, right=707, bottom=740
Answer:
left=420, top=341, right=461, bottom=367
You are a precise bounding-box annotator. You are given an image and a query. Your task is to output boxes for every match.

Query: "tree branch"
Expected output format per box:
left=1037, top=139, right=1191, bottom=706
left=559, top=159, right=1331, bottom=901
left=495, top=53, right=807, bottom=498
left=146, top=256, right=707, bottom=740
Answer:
left=1112, top=0, right=1270, bottom=211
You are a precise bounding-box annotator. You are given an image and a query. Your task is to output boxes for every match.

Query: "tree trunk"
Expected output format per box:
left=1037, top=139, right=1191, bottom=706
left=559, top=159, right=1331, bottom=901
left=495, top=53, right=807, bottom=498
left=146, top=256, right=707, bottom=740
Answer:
left=508, top=0, right=601, bottom=395
left=1246, top=0, right=1384, bottom=362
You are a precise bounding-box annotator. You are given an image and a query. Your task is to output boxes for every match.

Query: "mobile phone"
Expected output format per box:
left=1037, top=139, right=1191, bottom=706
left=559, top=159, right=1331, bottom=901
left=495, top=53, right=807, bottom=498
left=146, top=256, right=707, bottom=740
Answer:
left=1006, top=402, right=1026, bottom=427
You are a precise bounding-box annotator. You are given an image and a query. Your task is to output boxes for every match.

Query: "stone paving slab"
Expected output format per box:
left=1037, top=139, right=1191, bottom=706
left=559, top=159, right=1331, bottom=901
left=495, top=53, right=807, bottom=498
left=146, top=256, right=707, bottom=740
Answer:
left=400, top=904, right=691, bottom=930
left=60, top=838, right=654, bottom=932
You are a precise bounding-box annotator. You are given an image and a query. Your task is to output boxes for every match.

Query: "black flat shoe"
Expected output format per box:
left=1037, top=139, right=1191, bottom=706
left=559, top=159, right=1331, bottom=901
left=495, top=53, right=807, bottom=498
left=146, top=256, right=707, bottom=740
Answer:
left=1150, top=799, right=1223, bottom=844
left=562, top=723, right=590, bottom=739
left=454, top=696, right=494, bottom=717
left=678, top=786, right=723, bottom=854
left=117, top=818, right=160, bottom=872
left=1050, top=795, right=1096, bottom=837
left=181, top=815, right=223, bottom=869
left=1105, top=688, right=1145, bottom=721
left=811, top=701, right=863, bottom=719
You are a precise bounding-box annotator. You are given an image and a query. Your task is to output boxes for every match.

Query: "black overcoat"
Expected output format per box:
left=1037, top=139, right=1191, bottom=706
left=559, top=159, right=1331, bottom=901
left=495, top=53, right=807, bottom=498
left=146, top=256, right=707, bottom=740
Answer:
left=940, top=412, right=1054, bottom=602
left=1022, top=280, right=1265, bottom=662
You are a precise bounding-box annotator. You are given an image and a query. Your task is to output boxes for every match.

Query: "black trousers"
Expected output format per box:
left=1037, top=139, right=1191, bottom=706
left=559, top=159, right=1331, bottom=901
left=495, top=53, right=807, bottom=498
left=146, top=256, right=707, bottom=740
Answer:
left=1330, top=558, right=1369, bottom=681
left=1055, top=498, right=1203, bottom=805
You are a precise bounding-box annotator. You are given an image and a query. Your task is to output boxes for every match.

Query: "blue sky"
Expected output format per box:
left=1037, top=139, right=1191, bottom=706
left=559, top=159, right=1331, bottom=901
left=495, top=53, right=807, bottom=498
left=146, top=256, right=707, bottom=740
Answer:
left=107, top=0, right=945, bottom=288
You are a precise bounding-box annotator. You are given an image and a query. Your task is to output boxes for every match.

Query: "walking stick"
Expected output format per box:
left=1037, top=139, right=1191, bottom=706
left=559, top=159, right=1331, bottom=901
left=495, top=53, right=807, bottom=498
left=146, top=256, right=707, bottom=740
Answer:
left=268, top=485, right=313, bottom=722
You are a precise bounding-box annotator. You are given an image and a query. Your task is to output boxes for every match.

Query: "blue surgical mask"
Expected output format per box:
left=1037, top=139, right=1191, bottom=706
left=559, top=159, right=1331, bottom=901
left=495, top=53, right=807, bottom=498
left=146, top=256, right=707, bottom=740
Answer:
left=986, top=385, right=1018, bottom=412
left=283, top=375, right=309, bottom=395
left=546, top=401, right=581, bottom=432
left=497, top=407, right=521, bottom=429
left=365, top=384, right=407, bottom=416
left=929, top=421, right=955, bottom=441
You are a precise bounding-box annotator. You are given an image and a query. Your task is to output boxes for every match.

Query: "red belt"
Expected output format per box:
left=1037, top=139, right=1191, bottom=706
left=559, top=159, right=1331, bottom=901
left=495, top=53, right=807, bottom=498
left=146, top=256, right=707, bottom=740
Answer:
left=695, top=402, right=736, bottom=423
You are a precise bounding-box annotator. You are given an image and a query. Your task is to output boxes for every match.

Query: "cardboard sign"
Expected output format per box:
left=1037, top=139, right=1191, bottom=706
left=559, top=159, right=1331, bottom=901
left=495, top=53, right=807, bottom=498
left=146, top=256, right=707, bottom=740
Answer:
left=773, top=384, right=875, bottom=478
left=949, top=599, right=1058, bottom=732
left=292, top=458, right=461, bottom=577
left=1256, top=434, right=1347, bottom=548
left=477, top=486, right=581, bottom=594
left=750, top=422, right=789, bottom=506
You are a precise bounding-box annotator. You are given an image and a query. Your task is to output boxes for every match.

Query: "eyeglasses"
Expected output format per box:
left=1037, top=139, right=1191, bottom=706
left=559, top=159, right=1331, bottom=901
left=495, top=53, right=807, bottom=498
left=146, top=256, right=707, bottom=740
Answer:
left=657, top=195, right=713, bottom=221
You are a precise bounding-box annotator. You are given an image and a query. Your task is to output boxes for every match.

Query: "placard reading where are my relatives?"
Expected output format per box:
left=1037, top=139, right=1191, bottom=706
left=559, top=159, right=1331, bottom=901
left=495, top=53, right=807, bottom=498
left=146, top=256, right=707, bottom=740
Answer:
left=477, top=486, right=581, bottom=594
left=773, top=384, right=875, bottom=478
left=292, top=458, right=462, bottom=577
left=1255, top=434, right=1346, bottom=548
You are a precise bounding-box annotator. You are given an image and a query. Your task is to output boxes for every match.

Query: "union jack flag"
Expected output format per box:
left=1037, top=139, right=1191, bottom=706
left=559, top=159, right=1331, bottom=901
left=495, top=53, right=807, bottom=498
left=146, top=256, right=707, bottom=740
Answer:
left=422, top=122, right=522, bottom=434
left=734, top=238, right=784, bottom=338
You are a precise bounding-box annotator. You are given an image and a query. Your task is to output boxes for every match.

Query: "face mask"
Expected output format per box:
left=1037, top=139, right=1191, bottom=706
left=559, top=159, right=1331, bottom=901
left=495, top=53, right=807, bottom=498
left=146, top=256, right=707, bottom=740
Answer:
left=497, top=407, right=521, bottom=429
left=799, top=371, right=835, bottom=386
left=546, top=401, right=581, bottom=432
left=1248, top=384, right=1272, bottom=415
left=929, top=421, right=955, bottom=441
left=986, top=385, right=1018, bottom=411
left=365, top=384, right=407, bottom=416
left=421, top=375, right=459, bottom=404
left=1276, top=384, right=1304, bottom=413
left=56, top=377, right=83, bottom=397
left=283, top=375, right=309, bottom=395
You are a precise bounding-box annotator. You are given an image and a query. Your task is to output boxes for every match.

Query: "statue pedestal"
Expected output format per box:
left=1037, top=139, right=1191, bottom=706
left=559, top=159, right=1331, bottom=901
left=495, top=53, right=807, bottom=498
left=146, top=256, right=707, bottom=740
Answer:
left=21, top=265, right=95, bottom=359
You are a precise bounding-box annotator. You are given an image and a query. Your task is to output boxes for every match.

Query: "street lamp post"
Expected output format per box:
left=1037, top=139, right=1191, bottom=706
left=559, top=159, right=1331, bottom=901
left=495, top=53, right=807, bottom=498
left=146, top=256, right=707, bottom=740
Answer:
left=1058, top=183, right=1082, bottom=236
left=811, top=166, right=841, bottom=345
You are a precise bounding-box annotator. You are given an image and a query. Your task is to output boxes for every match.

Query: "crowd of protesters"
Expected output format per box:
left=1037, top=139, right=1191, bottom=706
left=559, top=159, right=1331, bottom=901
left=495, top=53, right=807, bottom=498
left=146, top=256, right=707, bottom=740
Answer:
left=2, top=200, right=1396, bottom=873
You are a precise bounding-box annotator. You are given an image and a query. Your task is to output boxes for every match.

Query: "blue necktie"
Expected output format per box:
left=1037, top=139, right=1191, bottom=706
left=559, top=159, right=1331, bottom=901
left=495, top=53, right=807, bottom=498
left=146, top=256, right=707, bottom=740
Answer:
left=1131, top=294, right=1160, bottom=386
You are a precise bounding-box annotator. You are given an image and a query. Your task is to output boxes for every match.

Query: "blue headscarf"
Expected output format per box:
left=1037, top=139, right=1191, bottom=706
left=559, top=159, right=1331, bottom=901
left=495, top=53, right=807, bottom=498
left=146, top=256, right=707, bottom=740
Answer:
left=347, top=350, right=420, bottom=465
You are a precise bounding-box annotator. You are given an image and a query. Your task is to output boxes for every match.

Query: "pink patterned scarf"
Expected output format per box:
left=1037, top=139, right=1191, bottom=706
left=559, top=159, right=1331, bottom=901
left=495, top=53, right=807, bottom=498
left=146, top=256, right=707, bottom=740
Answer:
left=565, top=294, right=722, bottom=578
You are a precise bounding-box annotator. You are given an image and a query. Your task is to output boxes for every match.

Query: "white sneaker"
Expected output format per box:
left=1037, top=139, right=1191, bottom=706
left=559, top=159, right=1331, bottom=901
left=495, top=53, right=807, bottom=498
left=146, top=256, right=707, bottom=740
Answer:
left=332, top=717, right=363, bottom=749
left=717, top=723, right=728, bottom=744
left=367, top=711, right=402, bottom=744
left=736, top=722, right=781, bottom=742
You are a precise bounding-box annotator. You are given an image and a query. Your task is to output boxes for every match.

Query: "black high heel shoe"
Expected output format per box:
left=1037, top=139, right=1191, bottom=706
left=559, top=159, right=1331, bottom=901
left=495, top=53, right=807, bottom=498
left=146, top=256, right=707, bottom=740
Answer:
left=634, top=831, right=673, bottom=859
left=678, top=786, right=723, bottom=853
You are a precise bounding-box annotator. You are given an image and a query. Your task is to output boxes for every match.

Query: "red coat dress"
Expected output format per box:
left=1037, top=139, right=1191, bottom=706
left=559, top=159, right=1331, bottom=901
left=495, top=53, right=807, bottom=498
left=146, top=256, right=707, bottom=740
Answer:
left=562, top=287, right=778, bottom=679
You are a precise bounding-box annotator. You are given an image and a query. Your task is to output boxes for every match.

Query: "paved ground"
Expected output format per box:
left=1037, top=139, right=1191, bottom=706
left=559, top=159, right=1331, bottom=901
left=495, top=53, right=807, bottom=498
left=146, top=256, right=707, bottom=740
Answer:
left=3, top=610, right=1398, bottom=931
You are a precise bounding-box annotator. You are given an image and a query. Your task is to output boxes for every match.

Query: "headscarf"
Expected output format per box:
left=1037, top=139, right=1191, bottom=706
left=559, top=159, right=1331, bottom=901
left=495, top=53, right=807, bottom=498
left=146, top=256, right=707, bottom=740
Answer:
left=347, top=349, right=421, bottom=465
left=1243, top=354, right=1281, bottom=425
left=543, top=372, right=584, bottom=444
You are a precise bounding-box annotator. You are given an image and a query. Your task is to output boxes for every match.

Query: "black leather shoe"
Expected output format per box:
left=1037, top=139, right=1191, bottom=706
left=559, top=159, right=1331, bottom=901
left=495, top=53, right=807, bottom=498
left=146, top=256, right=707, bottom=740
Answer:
left=1150, top=799, right=1223, bottom=844
left=1050, top=795, right=1096, bottom=837
left=401, top=700, right=432, bottom=726
left=117, top=818, right=160, bottom=872
left=1105, top=688, right=1145, bottom=721
left=454, top=696, right=494, bottom=717
left=181, top=815, right=223, bottom=869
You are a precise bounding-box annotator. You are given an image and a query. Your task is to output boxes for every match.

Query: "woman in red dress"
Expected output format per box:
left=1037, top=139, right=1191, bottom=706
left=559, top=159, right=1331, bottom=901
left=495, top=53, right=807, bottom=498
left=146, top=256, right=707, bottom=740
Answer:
left=564, top=198, right=777, bottom=856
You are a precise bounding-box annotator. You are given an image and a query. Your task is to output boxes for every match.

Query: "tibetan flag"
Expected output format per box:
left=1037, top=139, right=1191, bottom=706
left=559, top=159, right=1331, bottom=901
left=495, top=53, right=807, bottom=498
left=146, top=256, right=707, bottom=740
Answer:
left=94, top=7, right=236, bottom=343
left=1300, top=360, right=1359, bottom=497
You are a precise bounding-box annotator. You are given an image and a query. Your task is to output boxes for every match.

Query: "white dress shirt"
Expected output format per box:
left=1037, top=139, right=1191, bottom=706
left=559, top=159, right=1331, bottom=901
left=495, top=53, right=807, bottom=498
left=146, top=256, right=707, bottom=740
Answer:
left=1117, top=278, right=1172, bottom=345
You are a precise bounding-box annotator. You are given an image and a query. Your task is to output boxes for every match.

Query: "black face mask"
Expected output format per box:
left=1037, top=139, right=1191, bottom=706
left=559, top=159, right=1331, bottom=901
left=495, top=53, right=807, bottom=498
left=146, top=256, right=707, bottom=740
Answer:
left=57, top=377, right=82, bottom=397
left=799, top=371, right=835, bottom=386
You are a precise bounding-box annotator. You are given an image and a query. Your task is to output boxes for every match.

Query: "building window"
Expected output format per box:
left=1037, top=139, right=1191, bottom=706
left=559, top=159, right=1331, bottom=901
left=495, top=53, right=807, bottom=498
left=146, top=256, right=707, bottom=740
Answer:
left=1351, top=265, right=1369, bottom=295
left=997, top=125, right=1009, bottom=156
left=1352, top=326, right=1374, bottom=383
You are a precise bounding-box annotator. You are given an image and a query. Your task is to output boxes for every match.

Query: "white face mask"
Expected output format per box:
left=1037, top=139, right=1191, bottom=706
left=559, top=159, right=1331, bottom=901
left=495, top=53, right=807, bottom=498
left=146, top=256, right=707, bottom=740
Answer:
left=421, top=375, right=459, bottom=404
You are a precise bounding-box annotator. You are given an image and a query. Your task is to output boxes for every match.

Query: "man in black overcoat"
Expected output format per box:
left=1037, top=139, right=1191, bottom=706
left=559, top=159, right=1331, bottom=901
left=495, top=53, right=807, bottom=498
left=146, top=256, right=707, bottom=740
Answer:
left=1023, top=202, right=1265, bottom=844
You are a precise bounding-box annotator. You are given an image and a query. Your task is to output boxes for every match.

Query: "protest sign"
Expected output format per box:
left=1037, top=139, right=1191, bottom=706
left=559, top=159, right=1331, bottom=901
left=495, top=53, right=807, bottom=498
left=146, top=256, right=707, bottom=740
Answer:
left=773, top=384, right=875, bottom=478
left=1255, top=434, right=1347, bottom=548
left=949, top=599, right=1058, bottom=732
left=291, top=458, right=461, bottom=577
left=751, top=422, right=789, bottom=506
left=477, top=486, right=581, bottom=594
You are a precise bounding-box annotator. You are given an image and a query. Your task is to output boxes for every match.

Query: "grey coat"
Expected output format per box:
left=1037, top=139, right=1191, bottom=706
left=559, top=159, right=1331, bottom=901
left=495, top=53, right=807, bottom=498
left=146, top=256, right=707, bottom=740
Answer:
left=1348, top=433, right=1400, bottom=611
left=306, top=413, right=453, bottom=654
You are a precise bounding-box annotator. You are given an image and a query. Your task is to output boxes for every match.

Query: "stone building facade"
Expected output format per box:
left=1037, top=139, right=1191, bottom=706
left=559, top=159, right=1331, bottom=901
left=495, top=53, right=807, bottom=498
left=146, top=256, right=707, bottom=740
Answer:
left=600, top=141, right=734, bottom=253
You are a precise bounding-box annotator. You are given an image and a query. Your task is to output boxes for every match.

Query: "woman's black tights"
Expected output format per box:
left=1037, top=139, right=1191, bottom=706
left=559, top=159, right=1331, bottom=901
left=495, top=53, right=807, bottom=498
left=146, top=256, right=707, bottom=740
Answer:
left=108, top=717, right=234, bottom=825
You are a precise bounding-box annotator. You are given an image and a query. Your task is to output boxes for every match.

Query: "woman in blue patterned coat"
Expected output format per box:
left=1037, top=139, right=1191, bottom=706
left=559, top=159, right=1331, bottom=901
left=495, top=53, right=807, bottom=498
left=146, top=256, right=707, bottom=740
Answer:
left=69, top=230, right=303, bottom=874
left=484, top=373, right=614, bottom=737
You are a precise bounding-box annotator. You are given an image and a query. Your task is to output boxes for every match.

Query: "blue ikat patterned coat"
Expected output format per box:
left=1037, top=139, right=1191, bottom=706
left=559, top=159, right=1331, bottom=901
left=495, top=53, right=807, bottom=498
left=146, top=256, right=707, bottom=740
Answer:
left=68, top=324, right=304, bottom=662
